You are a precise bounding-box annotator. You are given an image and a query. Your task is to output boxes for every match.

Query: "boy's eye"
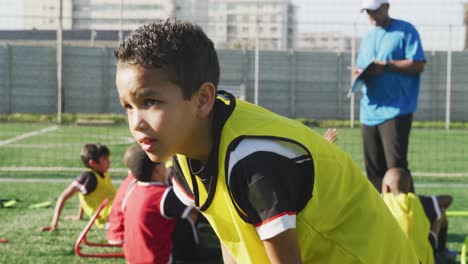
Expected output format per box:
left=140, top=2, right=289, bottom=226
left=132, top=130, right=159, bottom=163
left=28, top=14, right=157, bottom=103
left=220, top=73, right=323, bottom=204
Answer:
left=144, top=99, right=159, bottom=107
left=123, top=104, right=133, bottom=112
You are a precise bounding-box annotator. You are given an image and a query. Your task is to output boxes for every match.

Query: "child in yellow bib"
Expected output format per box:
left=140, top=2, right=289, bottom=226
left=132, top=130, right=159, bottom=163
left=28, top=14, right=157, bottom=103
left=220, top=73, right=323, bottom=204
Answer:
left=382, top=168, right=434, bottom=264
left=40, top=144, right=116, bottom=231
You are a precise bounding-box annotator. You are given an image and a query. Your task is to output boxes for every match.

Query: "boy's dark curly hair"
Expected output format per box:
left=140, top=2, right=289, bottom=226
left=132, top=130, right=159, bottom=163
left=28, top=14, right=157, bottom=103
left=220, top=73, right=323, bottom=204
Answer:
left=80, top=143, right=110, bottom=168
left=114, top=18, right=220, bottom=100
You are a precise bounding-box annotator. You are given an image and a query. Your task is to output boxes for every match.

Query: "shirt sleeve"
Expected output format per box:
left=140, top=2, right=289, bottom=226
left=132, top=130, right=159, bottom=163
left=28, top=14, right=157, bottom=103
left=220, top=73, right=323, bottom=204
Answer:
left=404, top=23, right=426, bottom=61
left=161, top=187, right=192, bottom=219
left=356, top=31, right=376, bottom=69
left=227, top=139, right=314, bottom=240
left=72, top=171, right=97, bottom=194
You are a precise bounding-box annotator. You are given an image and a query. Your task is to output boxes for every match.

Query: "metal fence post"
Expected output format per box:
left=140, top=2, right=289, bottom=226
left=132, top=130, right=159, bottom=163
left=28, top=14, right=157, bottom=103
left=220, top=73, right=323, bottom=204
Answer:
left=56, top=0, right=63, bottom=124
left=5, top=45, right=12, bottom=114
left=337, top=51, right=343, bottom=119
left=101, top=48, right=110, bottom=112
left=445, top=25, right=452, bottom=130
left=241, top=47, right=249, bottom=101
left=289, top=49, right=296, bottom=118
left=254, top=0, right=260, bottom=105
left=349, top=22, right=357, bottom=128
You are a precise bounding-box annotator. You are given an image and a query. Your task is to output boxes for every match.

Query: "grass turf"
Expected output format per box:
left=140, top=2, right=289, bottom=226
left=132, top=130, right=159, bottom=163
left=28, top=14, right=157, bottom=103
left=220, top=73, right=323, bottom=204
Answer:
left=1, top=124, right=468, bottom=176
left=0, top=123, right=467, bottom=262
left=0, top=182, right=467, bottom=263
left=0, top=182, right=222, bottom=264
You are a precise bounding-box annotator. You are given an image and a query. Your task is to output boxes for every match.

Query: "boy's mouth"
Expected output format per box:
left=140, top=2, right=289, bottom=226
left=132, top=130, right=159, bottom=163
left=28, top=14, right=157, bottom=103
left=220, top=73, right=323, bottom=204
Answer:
left=138, top=137, right=156, bottom=152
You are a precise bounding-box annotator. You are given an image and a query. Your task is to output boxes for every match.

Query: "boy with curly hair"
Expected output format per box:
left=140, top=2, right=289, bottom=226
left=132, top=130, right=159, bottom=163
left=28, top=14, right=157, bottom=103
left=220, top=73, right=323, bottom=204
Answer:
left=115, top=18, right=419, bottom=263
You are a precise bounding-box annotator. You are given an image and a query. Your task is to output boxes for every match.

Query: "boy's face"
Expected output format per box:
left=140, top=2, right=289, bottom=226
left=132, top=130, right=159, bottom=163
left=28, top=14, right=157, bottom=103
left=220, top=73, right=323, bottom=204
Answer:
left=91, top=155, right=110, bottom=174
left=116, top=65, right=200, bottom=162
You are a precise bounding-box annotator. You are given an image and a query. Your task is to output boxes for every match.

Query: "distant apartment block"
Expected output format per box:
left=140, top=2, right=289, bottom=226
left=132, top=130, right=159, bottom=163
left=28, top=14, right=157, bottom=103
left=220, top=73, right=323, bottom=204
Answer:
left=21, top=0, right=73, bottom=30
left=3, top=0, right=208, bottom=31
left=206, top=0, right=297, bottom=50
left=465, top=3, right=468, bottom=50
left=175, top=0, right=209, bottom=30
left=72, top=0, right=175, bottom=30
left=298, top=32, right=358, bottom=52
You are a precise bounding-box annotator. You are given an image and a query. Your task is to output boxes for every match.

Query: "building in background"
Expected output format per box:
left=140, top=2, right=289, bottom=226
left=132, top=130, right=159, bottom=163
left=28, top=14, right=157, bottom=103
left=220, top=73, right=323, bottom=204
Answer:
left=1, top=0, right=206, bottom=31
left=297, top=32, right=359, bottom=52
left=207, top=0, right=297, bottom=50
left=72, top=0, right=175, bottom=30
left=16, top=0, right=73, bottom=30
left=465, top=3, right=468, bottom=50
left=175, top=0, right=209, bottom=31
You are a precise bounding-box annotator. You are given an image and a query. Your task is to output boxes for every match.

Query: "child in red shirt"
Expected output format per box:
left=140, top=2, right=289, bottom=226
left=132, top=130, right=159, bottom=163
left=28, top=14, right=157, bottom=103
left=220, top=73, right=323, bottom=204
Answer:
left=106, top=145, right=139, bottom=244
left=122, top=146, right=195, bottom=264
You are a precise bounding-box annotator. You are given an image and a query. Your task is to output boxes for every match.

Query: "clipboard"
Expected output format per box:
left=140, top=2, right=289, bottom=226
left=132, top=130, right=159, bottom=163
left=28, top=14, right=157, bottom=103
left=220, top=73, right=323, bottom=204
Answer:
left=347, top=60, right=374, bottom=98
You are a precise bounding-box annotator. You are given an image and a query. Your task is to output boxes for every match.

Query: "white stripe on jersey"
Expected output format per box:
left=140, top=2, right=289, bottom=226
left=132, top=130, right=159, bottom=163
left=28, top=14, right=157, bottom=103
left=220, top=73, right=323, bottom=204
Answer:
left=256, top=213, right=296, bottom=240
left=72, top=180, right=87, bottom=194
left=227, top=138, right=309, bottom=184
left=430, top=195, right=442, bottom=220
left=172, top=177, right=196, bottom=207
left=160, top=187, right=174, bottom=219
left=121, top=183, right=137, bottom=212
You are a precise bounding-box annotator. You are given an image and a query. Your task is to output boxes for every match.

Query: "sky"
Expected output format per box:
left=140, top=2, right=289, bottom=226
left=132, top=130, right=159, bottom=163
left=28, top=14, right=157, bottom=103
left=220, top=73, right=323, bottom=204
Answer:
left=0, top=0, right=466, bottom=50
left=0, top=0, right=23, bottom=29
left=292, top=0, right=467, bottom=50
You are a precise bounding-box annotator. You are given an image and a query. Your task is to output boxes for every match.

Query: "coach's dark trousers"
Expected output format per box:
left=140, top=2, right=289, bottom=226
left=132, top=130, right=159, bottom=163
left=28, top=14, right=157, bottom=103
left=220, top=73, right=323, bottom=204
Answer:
left=361, top=113, right=414, bottom=192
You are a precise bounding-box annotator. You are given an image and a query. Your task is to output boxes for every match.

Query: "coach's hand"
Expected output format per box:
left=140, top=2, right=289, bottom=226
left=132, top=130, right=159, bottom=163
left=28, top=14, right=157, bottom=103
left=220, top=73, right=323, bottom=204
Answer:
left=367, top=61, right=387, bottom=76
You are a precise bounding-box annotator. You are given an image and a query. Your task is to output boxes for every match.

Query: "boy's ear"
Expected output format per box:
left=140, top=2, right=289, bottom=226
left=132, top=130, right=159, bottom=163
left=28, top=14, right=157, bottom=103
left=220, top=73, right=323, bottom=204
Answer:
left=88, top=159, right=97, bottom=169
left=195, top=82, right=216, bottom=118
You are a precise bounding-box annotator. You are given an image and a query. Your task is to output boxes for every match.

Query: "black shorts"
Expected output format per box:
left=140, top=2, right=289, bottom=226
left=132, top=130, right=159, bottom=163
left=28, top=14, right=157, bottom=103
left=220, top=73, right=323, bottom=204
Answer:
left=418, top=195, right=441, bottom=225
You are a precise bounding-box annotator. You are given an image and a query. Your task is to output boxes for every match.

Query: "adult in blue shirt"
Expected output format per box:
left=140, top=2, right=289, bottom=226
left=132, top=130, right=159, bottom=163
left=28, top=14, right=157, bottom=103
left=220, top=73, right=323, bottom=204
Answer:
left=354, top=0, right=426, bottom=191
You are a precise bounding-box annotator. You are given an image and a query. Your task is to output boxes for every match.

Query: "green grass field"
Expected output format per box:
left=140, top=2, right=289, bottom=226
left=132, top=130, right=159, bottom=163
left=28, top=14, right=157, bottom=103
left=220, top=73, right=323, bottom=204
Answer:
left=0, top=122, right=467, bottom=262
left=0, top=182, right=467, bottom=263
left=0, top=182, right=222, bottom=264
left=1, top=123, right=468, bottom=176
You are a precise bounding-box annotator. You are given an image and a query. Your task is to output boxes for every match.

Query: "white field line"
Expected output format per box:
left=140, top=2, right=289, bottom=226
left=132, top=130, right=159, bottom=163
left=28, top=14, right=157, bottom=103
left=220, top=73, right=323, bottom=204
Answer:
left=0, top=178, right=124, bottom=184
left=0, top=167, right=467, bottom=178
left=412, top=172, right=468, bottom=177
left=0, top=137, right=135, bottom=148
left=0, top=178, right=462, bottom=188
left=0, top=167, right=127, bottom=173
left=415, top=183, right=468, bottom=189
left=0, top=126, right=59, bottom=146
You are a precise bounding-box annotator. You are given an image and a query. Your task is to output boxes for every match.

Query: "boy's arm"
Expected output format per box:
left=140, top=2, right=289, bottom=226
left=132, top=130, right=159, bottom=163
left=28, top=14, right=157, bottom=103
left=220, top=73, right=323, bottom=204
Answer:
left=39, top=183, right=80, bottom=231
left=373, top=59, right=425, bottom=75
left=65, top=205, right=83, bottom=221
left=78, top=206, right=83, bottom=219
left=220, top=242, right=237, bottom=264
left=186, top=207, right=199, bottom=223
left=437, top=195, right=453, bottom=210
left=263, top=229, right=302, bottom=264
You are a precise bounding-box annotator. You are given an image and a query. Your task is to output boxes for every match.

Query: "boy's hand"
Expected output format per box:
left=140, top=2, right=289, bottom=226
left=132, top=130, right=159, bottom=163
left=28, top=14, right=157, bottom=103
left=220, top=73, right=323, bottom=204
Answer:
left=64, top=215, right=81, bottom=221
left=323, top=128, right=338, bottom=143
left=39, top=226, right=57, bottom=232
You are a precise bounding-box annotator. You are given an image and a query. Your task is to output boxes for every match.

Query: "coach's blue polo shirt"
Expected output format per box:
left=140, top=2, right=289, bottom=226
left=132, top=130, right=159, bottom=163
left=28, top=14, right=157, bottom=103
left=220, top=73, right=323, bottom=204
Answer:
left=356, top=19, right=426, bottom=126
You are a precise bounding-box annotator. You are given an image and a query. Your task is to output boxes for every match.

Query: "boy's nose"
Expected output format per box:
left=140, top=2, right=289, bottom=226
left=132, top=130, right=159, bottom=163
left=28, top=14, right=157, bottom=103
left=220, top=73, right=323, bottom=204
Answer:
left=130, top=112, right=148, bottom=131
